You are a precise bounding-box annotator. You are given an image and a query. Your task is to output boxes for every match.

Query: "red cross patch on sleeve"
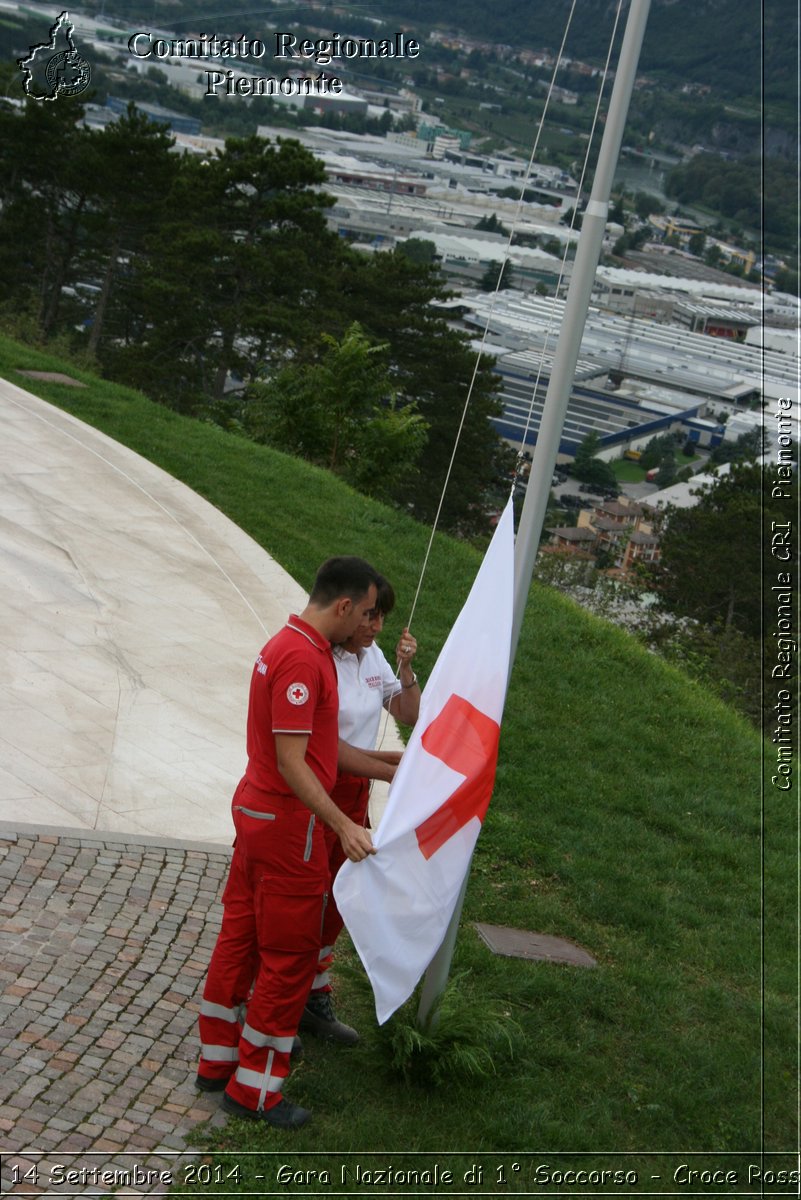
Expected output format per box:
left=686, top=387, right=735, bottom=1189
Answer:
left=287, top=682, right=310, bottom=706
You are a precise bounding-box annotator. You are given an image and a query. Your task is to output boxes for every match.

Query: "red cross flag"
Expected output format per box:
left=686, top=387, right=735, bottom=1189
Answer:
left=334, top=497, right=515, bottom=1023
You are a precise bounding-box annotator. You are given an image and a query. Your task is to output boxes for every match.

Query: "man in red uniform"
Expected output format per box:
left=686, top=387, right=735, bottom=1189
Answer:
left=196, top=557, right=379, bottom=1129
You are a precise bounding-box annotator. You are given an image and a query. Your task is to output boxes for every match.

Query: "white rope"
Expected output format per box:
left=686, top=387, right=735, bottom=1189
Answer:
left=373, top=5, right=628, bottom=777
left=403, top=0, right=580, bottom=636
left=517, top=0, right=626, bottom=451
left=372, top=3, right=607, bottom=769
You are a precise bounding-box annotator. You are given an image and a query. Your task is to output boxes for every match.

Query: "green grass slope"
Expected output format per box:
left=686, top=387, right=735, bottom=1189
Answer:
left=0, top=337, right=793, bottom=1182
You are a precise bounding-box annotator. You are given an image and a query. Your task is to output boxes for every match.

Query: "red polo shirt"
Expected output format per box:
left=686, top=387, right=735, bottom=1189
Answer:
left=244, top=616, right=339, bottom=797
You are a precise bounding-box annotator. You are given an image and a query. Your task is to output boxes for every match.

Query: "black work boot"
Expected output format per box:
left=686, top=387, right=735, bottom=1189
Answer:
left=299, top=991, right=359, bottom=1045
left=222, top=1093, right=311, bottom=1129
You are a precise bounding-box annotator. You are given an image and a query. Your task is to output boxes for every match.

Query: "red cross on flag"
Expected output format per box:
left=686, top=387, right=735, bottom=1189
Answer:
left=334, top=497, right=514, bottom=1023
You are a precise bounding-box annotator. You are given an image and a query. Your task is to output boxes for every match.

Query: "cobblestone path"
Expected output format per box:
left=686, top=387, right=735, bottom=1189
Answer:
left=0, top=828, right=233, bottom=1196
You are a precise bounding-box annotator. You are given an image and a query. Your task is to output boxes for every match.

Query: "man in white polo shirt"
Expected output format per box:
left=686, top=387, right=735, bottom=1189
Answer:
left=300, top=574, right=420, bottom=1044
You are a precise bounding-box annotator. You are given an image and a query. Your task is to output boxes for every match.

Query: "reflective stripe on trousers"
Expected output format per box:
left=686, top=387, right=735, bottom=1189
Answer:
left=236, top=1027, right=295, bottom=1109
left=311, top=943, right=334, bottom=993
left=198, top=996, right=244, bottom=1080
left=197, top=778, right=328, bottom=1107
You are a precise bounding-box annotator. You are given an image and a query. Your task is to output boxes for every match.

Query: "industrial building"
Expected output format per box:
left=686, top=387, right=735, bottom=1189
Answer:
left=157, top=123, right=796, bottom=470
left=445, top=289, right=798, bottom=457
left=105, top=95, right=201, bottom=135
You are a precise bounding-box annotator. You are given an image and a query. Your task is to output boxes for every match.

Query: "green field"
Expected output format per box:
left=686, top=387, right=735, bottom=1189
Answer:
left=1, top=336, right=795, bottom=1192
left=612, top=451, right=702, bottom=484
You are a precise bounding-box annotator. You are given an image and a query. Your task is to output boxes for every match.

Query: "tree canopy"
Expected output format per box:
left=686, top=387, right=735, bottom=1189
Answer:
left=572, top=431, right=617, bottom=490
left=651, top=463, right=795, bottom=638
left=665, top=155, right=795, bottom=249
left=640, top=462, right=797, bottom=729
left=244, top=323, right=427, bottom=505
left=0, top=99, right=510, bottom=537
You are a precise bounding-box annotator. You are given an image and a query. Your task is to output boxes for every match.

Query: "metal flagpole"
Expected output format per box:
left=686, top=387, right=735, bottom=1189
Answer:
left=512, top=0, right=652, bottom=655
left=417, top=0, right=651, bottom=1029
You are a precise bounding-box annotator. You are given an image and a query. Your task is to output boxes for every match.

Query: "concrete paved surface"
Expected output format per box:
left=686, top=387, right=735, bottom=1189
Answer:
left=0, top=376, right=309, bottom=844
left=0, top=379, right=403, bottom=1193
left=0, top=378, right=401, bottom=840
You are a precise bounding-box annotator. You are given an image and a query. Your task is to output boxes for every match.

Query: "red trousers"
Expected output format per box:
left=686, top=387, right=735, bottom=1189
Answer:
left=197, top=778, right=328, bottom=1111
left=312, top=773, right=369, bottom=992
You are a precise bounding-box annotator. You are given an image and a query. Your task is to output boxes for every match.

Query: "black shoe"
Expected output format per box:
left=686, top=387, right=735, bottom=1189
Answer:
left=299, top=991, right=359, bottom=1045
left=222, top=1093, right=311, bottom=1129
left=196, top=1037, right=302, bottom=1091
left=196, top=1073, right=228, bottom=1093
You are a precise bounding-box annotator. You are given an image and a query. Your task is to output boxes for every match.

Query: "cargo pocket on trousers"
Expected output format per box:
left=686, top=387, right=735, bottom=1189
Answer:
left=255, top=875, right=327, bottom=952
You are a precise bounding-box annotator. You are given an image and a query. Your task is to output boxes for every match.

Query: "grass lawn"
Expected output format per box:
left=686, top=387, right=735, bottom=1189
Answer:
left=613, top=459, right=649, bottom=482
left=612, top=451, right=702, bottom=484
left=0, top=337, right=795, bottom=1192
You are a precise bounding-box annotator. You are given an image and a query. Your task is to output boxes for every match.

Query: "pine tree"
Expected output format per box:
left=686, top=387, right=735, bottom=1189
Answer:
left=0, top=98, right=94, bottom=335
left=246, top=322, right=427, bottom=504
left=84, top=105, right=179, bottom=356
left=103, top=134, right=337, bottom=411
left=330, top=250, right=513, bottom=534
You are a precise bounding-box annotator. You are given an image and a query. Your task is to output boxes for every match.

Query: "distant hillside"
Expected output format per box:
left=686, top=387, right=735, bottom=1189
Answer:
left=376, top=0, right=790, bottom=112
left=32, top=0, right=793, bottom=149
left=332, top=0, right=789, bottom=155
left=40, top=0, right=792, bottom=118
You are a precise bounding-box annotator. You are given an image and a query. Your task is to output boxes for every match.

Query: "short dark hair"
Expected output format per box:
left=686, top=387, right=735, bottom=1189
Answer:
left=375, top=574, right=396, bottom=616
left=310, top=556, right=379, bottom=607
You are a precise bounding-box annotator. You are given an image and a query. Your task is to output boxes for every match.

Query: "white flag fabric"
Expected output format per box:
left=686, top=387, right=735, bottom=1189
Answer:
left=334, top=496, right=515, bottom=1023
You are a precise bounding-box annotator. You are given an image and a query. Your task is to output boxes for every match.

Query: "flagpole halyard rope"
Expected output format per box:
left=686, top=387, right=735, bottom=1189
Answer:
left=402, top=0, right=581, bottom=637
left=402, top=4, right=634, bottom=1028
left=405, top=0, right=630, bottom=630
left=374, top=1, right=624, bottom=764
left=372, top=5, right=581, bottom=765
left=517, top=0, right=626, bottom=453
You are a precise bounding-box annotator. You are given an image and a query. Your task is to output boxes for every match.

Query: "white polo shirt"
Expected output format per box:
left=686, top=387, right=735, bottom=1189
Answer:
left=334, top=642, right=402, bottom=750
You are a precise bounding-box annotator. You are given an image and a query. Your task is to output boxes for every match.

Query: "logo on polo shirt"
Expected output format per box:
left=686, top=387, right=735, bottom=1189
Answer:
left=287, top=682, right=309, bottom=705
left=365, top=674, right=382, bottom=689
